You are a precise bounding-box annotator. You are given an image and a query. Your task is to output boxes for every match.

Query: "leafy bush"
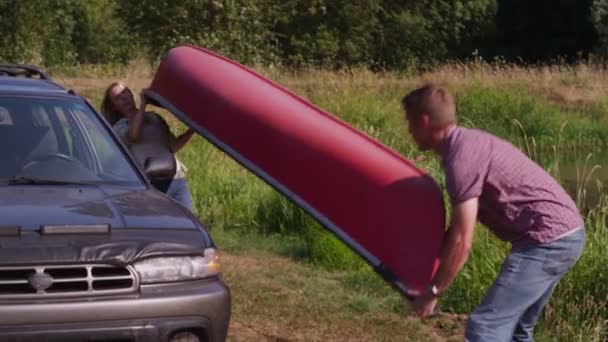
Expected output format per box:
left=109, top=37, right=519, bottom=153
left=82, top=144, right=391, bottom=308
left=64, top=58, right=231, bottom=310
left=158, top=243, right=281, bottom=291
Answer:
left=1, top=0, right=603, bottom=68
left=116, top=0, right=279, bottom=65
left=0, top=0, right=81, bottom=65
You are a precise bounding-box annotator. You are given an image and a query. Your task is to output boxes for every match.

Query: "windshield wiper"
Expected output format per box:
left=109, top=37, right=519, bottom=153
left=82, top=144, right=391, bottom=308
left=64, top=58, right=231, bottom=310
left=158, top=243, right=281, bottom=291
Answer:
left=2, top=177, right=96, bottom=186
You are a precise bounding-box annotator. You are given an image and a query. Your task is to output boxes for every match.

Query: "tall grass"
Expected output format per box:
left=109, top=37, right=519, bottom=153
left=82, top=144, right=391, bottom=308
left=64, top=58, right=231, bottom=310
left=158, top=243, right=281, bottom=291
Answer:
left=62, top=62, right=608, bottom=340
left=179, top=82, right=607, bottom=340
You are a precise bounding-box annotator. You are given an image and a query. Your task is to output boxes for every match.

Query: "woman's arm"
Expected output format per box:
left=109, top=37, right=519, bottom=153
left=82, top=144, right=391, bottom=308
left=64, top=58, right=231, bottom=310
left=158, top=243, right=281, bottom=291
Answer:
left=169, top=128, right=195, bottom=153
left=127, top=93, right=147, bottom=143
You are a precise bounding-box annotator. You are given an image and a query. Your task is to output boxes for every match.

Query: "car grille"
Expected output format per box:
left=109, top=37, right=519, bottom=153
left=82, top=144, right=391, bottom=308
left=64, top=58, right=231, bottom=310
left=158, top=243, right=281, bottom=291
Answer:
left=0, top=265, right=138, bottom=299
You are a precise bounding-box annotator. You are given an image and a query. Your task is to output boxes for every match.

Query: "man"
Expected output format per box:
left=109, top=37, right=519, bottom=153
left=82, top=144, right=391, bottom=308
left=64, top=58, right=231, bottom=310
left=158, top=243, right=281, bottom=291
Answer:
left=402, top=84, right=585, bottom=341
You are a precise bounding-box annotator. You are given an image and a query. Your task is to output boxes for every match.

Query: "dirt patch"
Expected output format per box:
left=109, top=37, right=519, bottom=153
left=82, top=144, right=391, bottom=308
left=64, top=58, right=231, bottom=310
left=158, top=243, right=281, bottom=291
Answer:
left=221, top=252, right=465, bottom=341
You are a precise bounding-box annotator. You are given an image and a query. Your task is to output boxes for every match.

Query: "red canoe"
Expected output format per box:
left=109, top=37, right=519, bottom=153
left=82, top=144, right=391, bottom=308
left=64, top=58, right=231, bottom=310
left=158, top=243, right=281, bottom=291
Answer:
left=147, top=45, right=445, bottom=298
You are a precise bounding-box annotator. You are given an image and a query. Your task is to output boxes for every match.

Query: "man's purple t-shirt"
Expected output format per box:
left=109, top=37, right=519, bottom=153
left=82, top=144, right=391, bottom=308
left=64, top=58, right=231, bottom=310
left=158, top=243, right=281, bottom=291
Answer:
left=440, top=126, right=583, bottom=244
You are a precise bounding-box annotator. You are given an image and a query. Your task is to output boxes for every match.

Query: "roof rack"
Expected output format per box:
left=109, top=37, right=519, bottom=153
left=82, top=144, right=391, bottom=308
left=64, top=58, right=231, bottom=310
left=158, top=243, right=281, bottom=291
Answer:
left=0, top=64, right=52, bottom=81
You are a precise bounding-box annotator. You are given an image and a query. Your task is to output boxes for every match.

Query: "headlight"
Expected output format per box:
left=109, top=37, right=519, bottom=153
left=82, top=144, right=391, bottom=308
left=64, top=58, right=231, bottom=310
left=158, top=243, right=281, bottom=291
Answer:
left=133, top=248, right=220, bottom=284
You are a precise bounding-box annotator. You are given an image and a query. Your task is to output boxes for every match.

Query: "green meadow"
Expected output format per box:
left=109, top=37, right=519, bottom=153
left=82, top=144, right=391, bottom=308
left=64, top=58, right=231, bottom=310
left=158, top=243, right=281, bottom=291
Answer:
left=61, top=61, right=608, bottom=341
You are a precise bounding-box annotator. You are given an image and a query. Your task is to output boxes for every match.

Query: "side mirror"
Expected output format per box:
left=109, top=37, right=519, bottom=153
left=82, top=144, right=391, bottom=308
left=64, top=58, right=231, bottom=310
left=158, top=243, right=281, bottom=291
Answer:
left=142, top=155, right=176, bottom=182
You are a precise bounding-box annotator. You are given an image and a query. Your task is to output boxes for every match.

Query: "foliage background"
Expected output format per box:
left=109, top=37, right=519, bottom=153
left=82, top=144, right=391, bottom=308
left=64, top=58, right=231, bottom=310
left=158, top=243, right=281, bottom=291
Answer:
left=1, top=0, right=605, bottom=69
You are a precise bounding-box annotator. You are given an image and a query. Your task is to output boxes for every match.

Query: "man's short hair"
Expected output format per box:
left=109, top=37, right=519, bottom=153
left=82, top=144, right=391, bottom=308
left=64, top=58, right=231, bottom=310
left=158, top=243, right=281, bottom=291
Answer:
left=402, top=84, right=456, bottom=128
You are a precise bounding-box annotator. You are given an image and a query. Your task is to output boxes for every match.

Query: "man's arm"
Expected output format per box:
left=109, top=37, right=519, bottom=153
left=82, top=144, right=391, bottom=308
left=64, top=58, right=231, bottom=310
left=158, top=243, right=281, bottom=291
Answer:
left=413, top=197, right=479, bottom=317
left=432, top=197, right=478, bottom=294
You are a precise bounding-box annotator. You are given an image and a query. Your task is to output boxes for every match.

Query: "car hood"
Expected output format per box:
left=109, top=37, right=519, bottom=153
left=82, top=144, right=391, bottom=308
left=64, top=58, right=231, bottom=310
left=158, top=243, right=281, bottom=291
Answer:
left=0, top=186, right=211, bottom=265
left=0, top=185, right=197, bottom=230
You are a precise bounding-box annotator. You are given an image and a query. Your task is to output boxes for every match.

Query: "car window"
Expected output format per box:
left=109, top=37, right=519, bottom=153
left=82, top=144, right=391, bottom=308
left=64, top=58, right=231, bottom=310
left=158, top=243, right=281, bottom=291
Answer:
left=0, top=106, right=13, bottom=125
left=51, top=106, right=74, bottom=155
left=0, top=95, right=143, bottom=186
left=75, top=105, right=140, bottom=181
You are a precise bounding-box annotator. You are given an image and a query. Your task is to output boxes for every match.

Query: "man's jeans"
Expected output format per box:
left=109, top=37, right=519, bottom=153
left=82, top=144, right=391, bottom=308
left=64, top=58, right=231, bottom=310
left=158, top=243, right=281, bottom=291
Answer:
left=166, top=178, right=195, bottom=213
left=465, top=228, right=585, bottom=342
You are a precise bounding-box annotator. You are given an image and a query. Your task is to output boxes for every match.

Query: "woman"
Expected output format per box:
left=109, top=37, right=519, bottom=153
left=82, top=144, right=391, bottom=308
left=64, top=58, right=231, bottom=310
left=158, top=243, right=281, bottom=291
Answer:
left=101, top=82, right=196, bottom=212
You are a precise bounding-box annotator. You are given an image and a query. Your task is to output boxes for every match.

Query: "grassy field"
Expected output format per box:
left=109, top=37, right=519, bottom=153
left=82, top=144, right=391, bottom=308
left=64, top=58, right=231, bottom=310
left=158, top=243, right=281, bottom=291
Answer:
left=58, top=60, right=608, bottom=341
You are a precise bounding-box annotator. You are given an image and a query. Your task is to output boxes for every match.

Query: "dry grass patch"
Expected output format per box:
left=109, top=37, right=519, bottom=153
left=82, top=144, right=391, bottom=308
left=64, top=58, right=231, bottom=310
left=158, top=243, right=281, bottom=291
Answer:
left=221, top=251, right=464, bottom=341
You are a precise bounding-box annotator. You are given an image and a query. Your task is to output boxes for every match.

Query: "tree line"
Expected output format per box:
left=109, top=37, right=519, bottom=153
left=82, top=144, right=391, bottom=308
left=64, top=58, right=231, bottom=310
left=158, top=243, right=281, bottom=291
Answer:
left=0, top=0, right=605, bottom=70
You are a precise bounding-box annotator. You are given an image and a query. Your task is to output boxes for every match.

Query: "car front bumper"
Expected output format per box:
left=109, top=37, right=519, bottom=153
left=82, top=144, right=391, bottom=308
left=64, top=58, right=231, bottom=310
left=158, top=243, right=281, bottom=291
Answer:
left=0, top=278, right=231, bottom=342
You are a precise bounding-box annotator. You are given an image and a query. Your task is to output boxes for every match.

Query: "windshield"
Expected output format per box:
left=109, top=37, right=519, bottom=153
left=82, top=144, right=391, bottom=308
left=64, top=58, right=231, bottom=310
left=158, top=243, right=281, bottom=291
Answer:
left=0, top=95, right=142, bottom=186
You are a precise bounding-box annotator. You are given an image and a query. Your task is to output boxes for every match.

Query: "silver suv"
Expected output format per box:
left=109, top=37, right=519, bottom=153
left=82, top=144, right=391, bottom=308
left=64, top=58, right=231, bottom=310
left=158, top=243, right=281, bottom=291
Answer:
left=0, top=65, right=230, bottom=342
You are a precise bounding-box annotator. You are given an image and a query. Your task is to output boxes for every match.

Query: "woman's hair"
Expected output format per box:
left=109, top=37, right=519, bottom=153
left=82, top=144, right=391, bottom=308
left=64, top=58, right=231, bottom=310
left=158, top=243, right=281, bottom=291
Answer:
left=101, top=82, right=123, bottom=126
